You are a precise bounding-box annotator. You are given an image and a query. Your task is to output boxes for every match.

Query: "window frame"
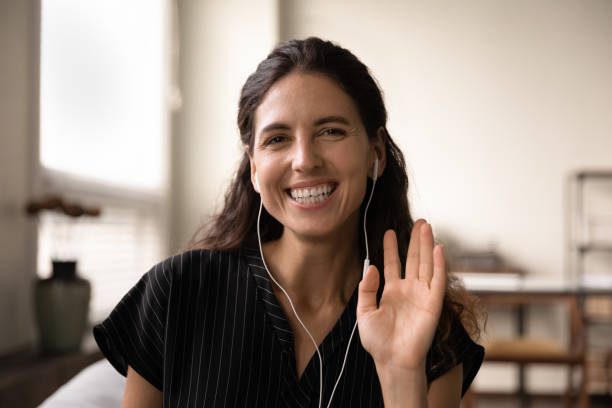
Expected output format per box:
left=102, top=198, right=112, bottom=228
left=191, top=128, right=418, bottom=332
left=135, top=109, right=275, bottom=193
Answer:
left=31, top=0, right=175, bottom=322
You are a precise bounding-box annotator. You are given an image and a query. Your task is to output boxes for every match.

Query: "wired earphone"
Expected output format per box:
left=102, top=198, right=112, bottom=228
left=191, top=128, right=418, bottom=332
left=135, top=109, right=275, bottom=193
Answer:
left=256, top=157, right=379, bottom=408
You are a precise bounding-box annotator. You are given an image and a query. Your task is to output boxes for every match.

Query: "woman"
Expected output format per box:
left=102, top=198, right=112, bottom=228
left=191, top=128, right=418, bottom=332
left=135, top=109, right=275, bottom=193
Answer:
left=94, top=37, right=484, bottom=407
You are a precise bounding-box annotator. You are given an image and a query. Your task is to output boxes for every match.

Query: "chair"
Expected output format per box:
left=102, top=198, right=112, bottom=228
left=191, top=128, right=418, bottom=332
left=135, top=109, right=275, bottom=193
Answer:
left=476, top=292, right=588, bottom=408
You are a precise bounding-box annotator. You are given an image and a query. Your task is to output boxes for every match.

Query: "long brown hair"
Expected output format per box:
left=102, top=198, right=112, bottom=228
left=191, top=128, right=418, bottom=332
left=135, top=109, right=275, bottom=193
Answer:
left=184, top=37, right=483, bottom=362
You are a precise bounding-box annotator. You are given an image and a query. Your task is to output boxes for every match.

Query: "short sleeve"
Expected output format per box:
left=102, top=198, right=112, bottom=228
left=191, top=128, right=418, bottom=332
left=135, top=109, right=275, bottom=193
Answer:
left=425, top=320, right=485, bottom=396
left=93, top=259, right=171, bottom=391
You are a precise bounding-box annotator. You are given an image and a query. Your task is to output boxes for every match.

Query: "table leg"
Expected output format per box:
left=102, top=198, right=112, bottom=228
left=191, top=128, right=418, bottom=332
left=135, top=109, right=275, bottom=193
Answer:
left=517, top=304, right=528, bottom=406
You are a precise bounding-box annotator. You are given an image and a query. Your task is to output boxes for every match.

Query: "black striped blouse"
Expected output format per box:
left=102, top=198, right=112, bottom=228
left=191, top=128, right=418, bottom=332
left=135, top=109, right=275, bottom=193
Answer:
left=93, top=245, right=484, bottom=407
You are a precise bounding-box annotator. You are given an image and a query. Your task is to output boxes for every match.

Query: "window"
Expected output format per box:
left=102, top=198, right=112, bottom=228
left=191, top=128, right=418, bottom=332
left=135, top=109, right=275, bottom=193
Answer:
left=37, top=0, right=174, bottom=323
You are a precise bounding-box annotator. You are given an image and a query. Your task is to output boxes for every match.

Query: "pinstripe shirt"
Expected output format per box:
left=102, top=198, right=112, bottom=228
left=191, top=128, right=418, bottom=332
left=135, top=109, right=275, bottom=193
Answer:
left=93, top=246, right=484, bottom=407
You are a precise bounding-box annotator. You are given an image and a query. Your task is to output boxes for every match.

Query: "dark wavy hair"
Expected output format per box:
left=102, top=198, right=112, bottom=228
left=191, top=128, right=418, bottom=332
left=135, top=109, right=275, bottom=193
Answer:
left=184, top=37, right=483, bottom=364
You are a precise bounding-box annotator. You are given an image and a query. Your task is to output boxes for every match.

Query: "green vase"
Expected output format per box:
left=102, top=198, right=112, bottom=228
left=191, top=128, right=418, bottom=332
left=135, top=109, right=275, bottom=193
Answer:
left=34, top=260, right=91, bottom=354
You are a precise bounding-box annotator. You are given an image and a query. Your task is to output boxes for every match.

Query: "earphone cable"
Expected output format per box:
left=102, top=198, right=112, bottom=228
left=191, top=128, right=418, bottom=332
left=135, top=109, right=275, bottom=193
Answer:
left=362, top=170, right=377, bottom=263
left=326, top=173, right=377, bottom=408
left=257, top=200, right=324, bottom=408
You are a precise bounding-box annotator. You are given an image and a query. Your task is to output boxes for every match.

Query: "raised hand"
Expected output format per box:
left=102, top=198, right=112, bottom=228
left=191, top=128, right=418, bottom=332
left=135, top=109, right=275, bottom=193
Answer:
left=356, top=219, right=447, bottom=372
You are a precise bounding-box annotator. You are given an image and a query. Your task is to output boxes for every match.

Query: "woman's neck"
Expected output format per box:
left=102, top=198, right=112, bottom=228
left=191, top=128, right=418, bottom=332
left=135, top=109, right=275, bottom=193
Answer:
left=262, top=218, right=363, bottom=312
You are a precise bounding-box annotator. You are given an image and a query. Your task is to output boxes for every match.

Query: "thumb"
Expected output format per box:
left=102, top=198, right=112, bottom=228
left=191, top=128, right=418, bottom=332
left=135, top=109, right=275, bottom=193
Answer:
left=357, top=265, right=380, bottom=318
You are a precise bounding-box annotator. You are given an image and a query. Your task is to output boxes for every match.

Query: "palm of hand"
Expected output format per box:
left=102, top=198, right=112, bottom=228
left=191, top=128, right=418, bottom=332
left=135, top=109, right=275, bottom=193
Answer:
left=356, top=220, right=446, bottom=371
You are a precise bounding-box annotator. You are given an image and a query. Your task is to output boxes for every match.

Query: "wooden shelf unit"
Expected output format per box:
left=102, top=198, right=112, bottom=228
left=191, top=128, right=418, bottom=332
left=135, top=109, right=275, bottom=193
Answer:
left=569, top=169, right=612, bottom=395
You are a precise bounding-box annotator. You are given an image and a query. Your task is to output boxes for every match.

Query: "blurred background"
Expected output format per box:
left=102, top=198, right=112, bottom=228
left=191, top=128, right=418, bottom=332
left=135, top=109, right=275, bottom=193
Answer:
left=1, top=0, right=611, bottom=406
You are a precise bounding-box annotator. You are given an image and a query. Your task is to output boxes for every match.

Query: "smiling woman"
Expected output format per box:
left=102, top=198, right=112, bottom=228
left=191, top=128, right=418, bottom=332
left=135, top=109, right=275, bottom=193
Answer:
left=93, top=37, right=485, bottom=408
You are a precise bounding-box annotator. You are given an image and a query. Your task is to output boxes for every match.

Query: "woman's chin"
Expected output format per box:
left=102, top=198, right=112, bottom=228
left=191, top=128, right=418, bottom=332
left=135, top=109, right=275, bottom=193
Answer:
left=284, top=225, right=341, bottom=243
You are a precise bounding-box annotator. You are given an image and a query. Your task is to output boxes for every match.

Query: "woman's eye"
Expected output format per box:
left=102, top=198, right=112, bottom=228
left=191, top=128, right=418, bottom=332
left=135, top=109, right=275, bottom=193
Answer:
left=264, top=135, right=287, bottom=146
left=321, top=128, right=346, bottom=137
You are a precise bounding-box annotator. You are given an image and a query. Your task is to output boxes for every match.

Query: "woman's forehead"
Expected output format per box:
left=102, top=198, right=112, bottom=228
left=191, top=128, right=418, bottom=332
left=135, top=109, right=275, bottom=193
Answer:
left=253, top=72, right=363, bottom=136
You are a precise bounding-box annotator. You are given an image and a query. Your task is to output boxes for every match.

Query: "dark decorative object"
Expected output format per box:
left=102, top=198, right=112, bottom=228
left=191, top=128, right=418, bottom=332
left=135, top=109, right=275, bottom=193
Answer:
left=34, top=260, right=91, bottom=354
left=25, top=194, right=101, bottom=354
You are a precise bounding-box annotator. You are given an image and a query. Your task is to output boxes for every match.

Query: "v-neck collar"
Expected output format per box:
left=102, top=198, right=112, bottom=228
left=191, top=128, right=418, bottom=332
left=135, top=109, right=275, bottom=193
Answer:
left=241, top=245, right=360, bottom=387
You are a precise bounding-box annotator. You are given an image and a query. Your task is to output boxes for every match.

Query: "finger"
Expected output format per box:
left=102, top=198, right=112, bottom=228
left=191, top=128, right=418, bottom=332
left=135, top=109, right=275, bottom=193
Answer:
left=383, top=229, right=401, bottom=281
left=357, top=265, right=380, bottom=317
left=405, top=219, right=426, bottom=280
left=419, top=222, right=434, bottom=284
left=430, top=245, right=447, bottom=311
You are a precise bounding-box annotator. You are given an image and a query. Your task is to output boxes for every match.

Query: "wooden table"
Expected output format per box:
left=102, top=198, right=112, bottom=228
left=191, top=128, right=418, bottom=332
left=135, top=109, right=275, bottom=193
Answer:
left=0, top=333, right=103, bottom=407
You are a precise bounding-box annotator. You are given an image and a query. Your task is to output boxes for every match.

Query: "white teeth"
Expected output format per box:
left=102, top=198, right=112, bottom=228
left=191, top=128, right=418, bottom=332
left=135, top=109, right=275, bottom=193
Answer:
left=289, top=183, right=335, bottom=204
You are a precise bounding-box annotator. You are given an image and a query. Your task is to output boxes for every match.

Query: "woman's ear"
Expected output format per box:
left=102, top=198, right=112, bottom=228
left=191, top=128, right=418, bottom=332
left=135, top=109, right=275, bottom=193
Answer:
left=370, top=126, right=387, bottom=178
left=245, top=146, right=259, bottom=193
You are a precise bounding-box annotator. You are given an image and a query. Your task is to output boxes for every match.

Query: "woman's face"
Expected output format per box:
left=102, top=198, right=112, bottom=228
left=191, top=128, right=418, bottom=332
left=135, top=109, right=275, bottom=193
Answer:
left=249, top=71, right=381, bottom=241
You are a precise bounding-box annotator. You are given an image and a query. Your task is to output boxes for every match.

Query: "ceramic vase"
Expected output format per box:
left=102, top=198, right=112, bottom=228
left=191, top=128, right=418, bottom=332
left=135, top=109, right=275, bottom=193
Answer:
left=34, top=260, right=91, bottom=354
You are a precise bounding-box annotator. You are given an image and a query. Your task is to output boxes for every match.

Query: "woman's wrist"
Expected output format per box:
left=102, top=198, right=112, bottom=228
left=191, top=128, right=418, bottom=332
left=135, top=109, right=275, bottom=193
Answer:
left=375, top=362, right=428, bottom=408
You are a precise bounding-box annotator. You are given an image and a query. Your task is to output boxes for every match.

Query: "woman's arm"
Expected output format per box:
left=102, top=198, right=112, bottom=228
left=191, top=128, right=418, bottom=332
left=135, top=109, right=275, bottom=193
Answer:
left=427, top=364, right=462, bottom=407
left=121, top=365, right=162, bottom=408
left=375, top=363, right=462, bottom=408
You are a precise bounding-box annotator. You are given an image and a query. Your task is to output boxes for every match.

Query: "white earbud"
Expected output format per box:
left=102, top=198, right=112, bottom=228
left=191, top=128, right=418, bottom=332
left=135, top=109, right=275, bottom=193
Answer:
left=255, top=174, right=260, bottom=192
left=372, top=157, right=379, bottom=181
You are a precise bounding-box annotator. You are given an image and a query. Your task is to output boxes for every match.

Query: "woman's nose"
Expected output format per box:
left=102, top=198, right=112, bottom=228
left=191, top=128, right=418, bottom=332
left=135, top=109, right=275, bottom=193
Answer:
left=291, top=138, right=322, bottom=172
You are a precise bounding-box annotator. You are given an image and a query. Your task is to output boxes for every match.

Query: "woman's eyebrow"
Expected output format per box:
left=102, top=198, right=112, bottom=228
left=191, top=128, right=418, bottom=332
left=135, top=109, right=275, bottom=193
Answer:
left=313, top=115, right=351, bottom=126
left=260, top=122, right=291, bottom=134
left=260, top=116, right=351, bottom=134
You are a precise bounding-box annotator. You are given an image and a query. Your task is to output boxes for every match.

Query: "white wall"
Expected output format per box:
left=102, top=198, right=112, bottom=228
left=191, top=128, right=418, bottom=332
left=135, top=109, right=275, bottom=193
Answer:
left=170, top=0, right=279, bottom=252
left=0, top=0, right=39, bottom=354
left=277, top=0, right=612, bottom=393
left=280, top=0, right=612, bottom=277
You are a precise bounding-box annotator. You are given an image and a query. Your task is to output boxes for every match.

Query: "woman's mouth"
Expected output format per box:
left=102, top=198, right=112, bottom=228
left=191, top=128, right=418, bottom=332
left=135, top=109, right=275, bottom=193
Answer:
left=287, top=183, right=337, bottom=204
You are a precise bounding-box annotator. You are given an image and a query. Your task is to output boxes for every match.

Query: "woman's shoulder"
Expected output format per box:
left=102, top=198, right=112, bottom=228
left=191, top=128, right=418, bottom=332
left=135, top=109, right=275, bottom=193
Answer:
left=147, top=247, right=252, bottom=285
